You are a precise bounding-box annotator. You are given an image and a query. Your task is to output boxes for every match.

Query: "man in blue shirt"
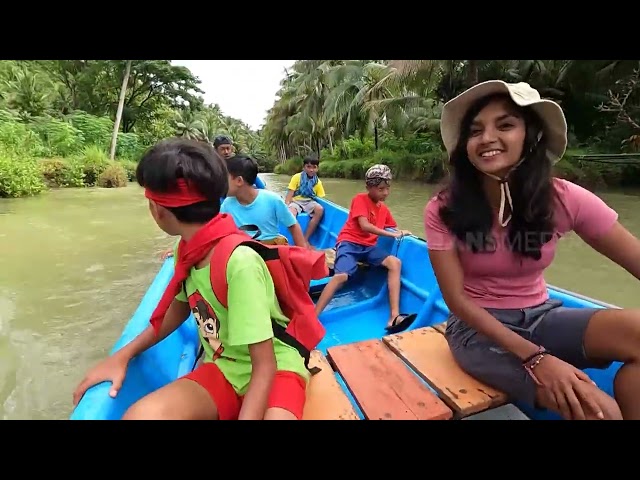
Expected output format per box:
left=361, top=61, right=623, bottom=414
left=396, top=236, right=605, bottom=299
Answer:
left=222, top=154, right=307, bottom=247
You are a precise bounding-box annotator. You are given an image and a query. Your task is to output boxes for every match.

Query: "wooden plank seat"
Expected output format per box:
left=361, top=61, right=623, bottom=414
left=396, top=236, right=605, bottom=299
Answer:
left=326, top=339, right=453, bottom=420
left=302, top=350, right=360, bottom=420
left=383, top=326, right=508, bottom=418
left=432, top=321, right=447, bottom=335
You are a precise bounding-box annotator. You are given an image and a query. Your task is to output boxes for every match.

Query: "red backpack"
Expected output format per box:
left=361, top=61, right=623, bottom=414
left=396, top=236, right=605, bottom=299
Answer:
left=209, top=230, right=328, bottom=375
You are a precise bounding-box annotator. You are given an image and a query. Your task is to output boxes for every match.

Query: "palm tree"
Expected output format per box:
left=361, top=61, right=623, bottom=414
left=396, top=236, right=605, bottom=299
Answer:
left=109, top=60, right=132, bottom=160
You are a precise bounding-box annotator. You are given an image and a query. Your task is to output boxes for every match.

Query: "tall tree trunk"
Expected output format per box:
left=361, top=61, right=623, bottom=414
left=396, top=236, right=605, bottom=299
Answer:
left=374, top=123, right=379, bottom=150
left=467, top=60, right=479, bottom=87
left=110, top=60, right=132, bottom=160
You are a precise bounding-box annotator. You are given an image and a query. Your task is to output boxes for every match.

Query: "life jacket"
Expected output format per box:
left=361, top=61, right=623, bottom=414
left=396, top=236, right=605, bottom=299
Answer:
left=208, top=230, right=328, bottom=375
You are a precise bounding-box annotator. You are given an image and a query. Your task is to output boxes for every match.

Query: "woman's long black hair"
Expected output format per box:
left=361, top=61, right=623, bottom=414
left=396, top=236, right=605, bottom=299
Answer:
left=437, top=93, right=556, bottom=261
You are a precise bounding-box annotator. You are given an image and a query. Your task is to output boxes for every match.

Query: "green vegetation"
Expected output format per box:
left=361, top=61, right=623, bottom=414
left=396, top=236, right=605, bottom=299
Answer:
left=0, top=60, right=270, bottom=198
left=262, top=60, right=640, bottom=189
left=3, top=60, right=639, bottom=198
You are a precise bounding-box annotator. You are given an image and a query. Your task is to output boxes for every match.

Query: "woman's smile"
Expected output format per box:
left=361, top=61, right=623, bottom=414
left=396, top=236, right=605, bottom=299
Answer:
left=478, top=149, right=505, bottom=162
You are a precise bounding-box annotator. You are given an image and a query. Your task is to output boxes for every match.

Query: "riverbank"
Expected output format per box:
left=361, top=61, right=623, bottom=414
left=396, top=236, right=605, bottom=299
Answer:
left=0, top=61, right=265, bottom=199
left=274, top=151, right=640, bottom=192
left=0, top=144, right=135, bottom=198
left=0, top=108, right=148, bottom=198
left=5, top=137, right=638, bottom=199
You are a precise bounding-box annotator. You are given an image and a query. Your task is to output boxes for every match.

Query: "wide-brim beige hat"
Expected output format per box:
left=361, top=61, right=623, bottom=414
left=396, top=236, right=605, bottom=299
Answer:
left=440, top=80, right=568, bottom=164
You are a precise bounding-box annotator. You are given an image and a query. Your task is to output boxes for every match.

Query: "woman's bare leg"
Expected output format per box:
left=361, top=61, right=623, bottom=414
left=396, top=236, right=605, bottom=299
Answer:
left=535, top=308, right=640, bottom=420
left=581, top=308, right=640, bottom=419
left=532, top=308, right=640, bottom=420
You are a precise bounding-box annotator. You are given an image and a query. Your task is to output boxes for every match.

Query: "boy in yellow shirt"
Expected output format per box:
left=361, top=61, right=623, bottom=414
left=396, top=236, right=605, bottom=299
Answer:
left=284, top=155, right=326, bottom=244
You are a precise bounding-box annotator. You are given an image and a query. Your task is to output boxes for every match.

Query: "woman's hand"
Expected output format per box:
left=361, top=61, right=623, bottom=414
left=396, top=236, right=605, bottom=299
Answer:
left=72, top=351, right=130, bottom=406
left=532, top=354, right=604, bottom=420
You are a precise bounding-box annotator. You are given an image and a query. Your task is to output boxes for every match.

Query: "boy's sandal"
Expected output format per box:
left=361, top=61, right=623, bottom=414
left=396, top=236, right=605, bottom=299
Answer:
left=385, top=313, right=417, bottom=334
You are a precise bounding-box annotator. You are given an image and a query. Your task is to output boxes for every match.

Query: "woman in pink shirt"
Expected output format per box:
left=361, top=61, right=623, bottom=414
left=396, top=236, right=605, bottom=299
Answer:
left=424, top=80, right=640, bottom=420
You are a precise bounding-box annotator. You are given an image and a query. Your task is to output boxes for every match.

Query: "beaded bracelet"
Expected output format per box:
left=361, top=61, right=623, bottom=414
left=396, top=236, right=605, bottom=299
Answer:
left=522, top=346, right=549, bottom=386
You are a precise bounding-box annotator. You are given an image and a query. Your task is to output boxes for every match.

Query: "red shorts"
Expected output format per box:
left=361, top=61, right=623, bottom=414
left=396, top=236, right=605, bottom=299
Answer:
left=182, top=362, right=306, bottom=420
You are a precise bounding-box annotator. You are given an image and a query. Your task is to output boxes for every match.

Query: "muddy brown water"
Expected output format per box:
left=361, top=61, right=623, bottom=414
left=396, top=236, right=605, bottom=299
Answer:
left=1, top=174, right=638, bottom=419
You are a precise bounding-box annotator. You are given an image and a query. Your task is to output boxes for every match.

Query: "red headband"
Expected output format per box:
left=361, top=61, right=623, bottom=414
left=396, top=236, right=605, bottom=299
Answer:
left=144, top=178, right=208, bottom=207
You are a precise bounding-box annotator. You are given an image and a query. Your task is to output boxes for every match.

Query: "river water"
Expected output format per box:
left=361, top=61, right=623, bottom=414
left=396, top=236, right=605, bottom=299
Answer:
left=1, top=173, right=638, bottom=419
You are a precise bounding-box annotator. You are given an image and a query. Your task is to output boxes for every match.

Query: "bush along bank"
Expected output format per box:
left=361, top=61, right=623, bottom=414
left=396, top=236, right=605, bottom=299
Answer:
left=1, top=144, right=135, bottom=198
left=273, top=135, right=640, bottom=191
left=274, top=134, right=447, bottom=182
left=0, top=112, right=145, bottom=198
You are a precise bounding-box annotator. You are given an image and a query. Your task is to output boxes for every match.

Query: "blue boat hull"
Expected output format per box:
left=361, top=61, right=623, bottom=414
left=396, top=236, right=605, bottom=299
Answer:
left=71, top=196, right=622, bottom=420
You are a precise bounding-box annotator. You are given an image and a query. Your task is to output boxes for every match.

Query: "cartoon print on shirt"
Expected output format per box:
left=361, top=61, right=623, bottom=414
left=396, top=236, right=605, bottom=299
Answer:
left=189, top=291, right=224, bottom=360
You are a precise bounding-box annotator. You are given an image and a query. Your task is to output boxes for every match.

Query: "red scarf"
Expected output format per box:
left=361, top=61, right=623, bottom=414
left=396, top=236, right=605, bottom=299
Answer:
left=149, top=213, right=240, bottom=334
left=143, top=179, right=240, bottom=335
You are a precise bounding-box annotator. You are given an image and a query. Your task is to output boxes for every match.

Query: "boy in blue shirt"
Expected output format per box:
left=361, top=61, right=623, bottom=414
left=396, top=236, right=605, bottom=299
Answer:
left=222, top=154, right=307, bottom=247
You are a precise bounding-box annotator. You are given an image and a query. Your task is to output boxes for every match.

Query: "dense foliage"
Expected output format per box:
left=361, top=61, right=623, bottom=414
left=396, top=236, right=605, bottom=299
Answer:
left=2, top=60, right=639, bottom=198
left=0, top=60, right=271, bottom=197
left=261, top=60, right=640, bottom=189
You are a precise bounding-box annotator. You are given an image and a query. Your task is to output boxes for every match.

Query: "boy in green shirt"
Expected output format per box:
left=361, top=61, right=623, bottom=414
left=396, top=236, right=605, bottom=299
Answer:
left=72, top=138, right=309, bottom=420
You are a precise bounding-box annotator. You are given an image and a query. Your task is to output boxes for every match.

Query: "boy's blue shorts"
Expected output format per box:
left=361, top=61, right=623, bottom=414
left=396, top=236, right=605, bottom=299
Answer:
left=333, top=241, right=390, bottom=277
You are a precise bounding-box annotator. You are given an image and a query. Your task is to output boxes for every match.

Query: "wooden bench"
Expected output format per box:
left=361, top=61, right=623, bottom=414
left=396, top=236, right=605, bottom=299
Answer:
left=327, top=339, right=453, bottom=420
left=302, top=350, right=360, bottom=420
left=431, top=321, right=447, bottom=335
left=382, top=326, right=508, bottom=418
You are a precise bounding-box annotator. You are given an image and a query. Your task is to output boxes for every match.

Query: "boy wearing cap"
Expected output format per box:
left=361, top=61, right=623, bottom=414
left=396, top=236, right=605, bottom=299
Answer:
left=313, top=164, right=415, bottom=333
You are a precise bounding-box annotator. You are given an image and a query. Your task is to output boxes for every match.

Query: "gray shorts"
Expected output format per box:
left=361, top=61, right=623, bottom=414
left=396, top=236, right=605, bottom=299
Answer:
left=445, top=299, right=611, bottom=407
left=289, top=199, right=321, bottom=215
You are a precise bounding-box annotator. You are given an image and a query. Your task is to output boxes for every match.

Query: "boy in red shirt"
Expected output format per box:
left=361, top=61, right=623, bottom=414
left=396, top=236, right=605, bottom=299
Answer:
left=314, top=164, right=415, bottom=332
